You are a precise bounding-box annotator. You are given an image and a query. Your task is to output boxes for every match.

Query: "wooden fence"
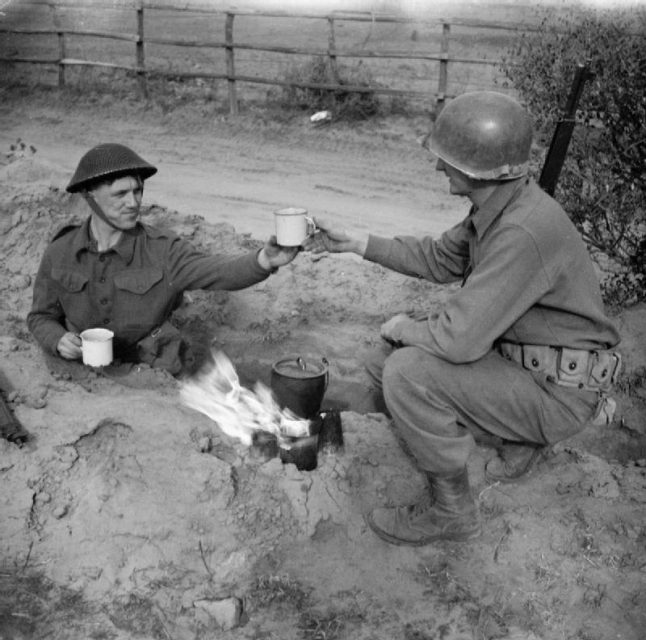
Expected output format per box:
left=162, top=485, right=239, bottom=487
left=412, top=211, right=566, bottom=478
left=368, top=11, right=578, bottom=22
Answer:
left=0, top=1, right=532, bottom=114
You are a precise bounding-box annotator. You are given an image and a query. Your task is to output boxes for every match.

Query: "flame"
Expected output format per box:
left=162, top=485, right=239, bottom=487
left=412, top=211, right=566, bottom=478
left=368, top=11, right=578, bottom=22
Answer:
left=179, top=350, right=310, bottom=446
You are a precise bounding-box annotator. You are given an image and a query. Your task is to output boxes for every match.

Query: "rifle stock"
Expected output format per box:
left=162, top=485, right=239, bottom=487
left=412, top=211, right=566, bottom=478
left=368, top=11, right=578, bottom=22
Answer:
left=539, top=63, right=594, bottom=196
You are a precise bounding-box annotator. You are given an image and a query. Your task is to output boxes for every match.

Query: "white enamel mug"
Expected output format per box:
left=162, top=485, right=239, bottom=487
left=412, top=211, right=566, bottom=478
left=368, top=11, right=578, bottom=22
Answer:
left=274, top=207, right=316, bottom=247
left=80, top=328, right=114, bottom=367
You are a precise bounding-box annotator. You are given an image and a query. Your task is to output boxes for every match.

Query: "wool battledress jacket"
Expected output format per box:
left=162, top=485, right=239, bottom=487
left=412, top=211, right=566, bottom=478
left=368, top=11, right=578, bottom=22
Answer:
left=362, top=176, right=620, bottom=362
left=27, top=218, right=271, bottom=360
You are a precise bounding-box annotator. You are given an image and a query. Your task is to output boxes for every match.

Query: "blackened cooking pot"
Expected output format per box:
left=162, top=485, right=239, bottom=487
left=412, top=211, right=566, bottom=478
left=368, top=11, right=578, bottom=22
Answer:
left=270, top=354, right=329, bottom=420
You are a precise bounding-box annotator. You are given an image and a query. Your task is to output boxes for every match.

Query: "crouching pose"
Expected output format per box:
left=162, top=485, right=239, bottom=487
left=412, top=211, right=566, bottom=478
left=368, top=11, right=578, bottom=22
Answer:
left=303, top=91, right=621, bottom=546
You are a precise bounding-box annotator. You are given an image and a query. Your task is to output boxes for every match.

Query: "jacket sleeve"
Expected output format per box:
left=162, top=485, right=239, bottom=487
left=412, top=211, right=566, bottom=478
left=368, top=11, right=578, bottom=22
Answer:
left=165, top=236, right=271, bottom=293
left=391, top=224, right=552, bottom=362
left=26, top=249, right=68, bottom=355
left=364, top=220, right=471, bottom=284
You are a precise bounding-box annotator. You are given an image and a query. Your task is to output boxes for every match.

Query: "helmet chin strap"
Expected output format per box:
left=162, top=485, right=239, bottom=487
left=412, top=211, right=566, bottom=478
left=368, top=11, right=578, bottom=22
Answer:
left=81, top=190, right=124, bottom=231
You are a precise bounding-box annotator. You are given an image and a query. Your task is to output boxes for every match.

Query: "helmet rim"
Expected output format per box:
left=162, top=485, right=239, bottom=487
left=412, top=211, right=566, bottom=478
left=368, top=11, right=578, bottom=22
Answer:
left=66, top=143, right=157, bottom=193
left=424, top=135, right=530, bottom=181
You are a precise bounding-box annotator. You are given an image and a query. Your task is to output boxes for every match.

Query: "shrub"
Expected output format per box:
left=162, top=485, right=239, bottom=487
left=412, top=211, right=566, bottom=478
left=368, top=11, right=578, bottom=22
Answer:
left=500, top=6, right=646, bottom=307
left=280, top=56, right=381, bottom=120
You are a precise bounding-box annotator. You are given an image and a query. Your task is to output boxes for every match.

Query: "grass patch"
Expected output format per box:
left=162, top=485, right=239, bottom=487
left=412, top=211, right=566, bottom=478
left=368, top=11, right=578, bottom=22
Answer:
left=279, top=55, right=408, bottom=121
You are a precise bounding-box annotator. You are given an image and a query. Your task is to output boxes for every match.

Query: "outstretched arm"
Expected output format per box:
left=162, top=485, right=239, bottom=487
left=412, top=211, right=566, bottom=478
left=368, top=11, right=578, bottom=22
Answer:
left=301, top=217, right=369, bottom=257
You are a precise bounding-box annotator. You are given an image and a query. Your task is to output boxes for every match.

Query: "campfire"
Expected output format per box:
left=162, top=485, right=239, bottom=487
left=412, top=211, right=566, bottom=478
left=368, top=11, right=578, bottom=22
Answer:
left=179, top=350, right=311, bottom=447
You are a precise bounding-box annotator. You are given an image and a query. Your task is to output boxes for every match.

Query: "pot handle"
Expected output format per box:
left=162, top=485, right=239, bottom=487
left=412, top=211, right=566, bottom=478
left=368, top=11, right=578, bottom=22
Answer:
left=294, top=356, right=329, bottom=390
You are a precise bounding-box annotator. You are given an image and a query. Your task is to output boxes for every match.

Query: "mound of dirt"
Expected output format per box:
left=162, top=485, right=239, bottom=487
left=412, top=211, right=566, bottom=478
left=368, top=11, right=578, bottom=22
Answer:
left=0, top=158, right=440, bottom=638
left=1, top=149, right=645, bottom=640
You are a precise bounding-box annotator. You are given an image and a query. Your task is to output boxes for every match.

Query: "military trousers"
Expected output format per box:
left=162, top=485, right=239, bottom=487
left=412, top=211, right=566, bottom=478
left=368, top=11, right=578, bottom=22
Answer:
left=366, top=344, right=601, bottom=475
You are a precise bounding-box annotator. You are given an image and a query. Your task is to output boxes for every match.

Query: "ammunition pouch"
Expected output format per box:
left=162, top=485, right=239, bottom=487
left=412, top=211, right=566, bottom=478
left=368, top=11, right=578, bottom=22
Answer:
left=136, top=321, right=185, bottom=376
left=497, top=342, right=621, bottom=393
left=497, top=342, right=621, bottom=426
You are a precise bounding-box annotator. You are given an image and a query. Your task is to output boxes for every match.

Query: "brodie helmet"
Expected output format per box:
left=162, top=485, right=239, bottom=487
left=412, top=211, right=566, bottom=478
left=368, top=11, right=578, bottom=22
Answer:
left=66, top=143, right=157, bottom=193
left=424, top=91, right=533, bottom=180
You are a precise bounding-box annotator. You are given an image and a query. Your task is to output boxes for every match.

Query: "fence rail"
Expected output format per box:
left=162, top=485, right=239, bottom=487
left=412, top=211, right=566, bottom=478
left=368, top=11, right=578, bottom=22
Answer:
left=0, top=1, right=531, bottom=114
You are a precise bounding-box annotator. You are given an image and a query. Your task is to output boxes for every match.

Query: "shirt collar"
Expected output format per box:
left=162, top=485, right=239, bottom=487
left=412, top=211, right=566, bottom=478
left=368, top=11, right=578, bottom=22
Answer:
left=70, top=217, right=93, bottom=258
left=469, top=177, right=529, bottom=239
left=73, top=217, right=139, bottom=263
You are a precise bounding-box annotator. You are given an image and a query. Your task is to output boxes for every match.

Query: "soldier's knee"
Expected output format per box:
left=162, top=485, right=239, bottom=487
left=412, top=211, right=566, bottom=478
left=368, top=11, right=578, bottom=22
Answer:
left=382, top=347, right=417, bottom=393
left=382, top=347, right=447, bottom=396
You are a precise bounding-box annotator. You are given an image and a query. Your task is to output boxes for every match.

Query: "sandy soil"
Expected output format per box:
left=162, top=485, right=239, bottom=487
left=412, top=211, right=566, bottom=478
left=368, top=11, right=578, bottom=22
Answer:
left=1, top=94, right=646, bottom=640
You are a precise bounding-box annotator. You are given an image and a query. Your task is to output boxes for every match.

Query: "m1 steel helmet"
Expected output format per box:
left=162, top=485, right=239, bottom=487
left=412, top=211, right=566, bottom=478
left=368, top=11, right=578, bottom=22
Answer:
left=425, top=91, right=533, bottom=180
left=66, top=143, right=157, bottom=193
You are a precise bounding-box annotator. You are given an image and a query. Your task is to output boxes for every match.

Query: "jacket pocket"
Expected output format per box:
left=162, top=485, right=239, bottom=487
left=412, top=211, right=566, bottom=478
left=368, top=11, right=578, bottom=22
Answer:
left=51, top=268, right=88, bottom=293
left=114, top=268, right=164, bottom=294
left=113, top=268, right=167, bottom=340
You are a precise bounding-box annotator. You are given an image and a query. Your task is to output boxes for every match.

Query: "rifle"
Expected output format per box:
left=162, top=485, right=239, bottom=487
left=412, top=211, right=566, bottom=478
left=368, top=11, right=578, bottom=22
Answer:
left=539, top=63, right=594, bottom=196
left=0, top=369, right=29, bottom=446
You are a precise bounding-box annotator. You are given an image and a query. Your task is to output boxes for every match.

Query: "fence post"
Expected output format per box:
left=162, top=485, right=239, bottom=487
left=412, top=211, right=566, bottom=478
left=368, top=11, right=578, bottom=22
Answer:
left=436, top=21, right=450, bottom=114
left=225, top=12, right=238, bottom=115
left=48, top=2, right=65, bottom=87
left=327, top=16, right=340, bottom=84
left=136, top=0, right=148, bottom=98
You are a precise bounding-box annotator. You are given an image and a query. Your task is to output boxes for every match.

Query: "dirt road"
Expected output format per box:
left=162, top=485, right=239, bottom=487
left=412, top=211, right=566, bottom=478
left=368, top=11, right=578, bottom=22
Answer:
left=0, top=96, right=463, bottom=240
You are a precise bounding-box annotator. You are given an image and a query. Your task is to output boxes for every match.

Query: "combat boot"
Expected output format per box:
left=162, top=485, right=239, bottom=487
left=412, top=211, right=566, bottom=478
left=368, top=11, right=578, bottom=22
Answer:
left=485, top=442, right=548, bottom=483
left=365, top=468, right=481, bottom=546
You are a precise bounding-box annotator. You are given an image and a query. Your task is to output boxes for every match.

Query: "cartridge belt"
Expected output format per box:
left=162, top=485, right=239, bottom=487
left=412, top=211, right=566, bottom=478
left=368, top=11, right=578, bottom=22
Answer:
left=497, top=341, right=621, bottom=393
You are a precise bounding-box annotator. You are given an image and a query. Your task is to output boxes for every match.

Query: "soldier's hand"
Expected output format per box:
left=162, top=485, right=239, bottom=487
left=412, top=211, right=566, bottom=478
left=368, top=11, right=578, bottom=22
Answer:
left=302, top=217, right=368, bottom=256
left=56, top=332, right=82, bottom=360
left=380, top=313, right=413, bottom=347
left=258, top=236, right=300, bottom=270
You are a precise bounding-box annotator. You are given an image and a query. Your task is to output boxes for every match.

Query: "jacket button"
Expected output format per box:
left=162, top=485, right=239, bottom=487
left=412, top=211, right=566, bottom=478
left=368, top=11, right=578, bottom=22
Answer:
left=568, top=361, right=577, bottom=371
left=531, top=358, right=539, bottom=367
left=103, top=318, right=109, bottom=325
